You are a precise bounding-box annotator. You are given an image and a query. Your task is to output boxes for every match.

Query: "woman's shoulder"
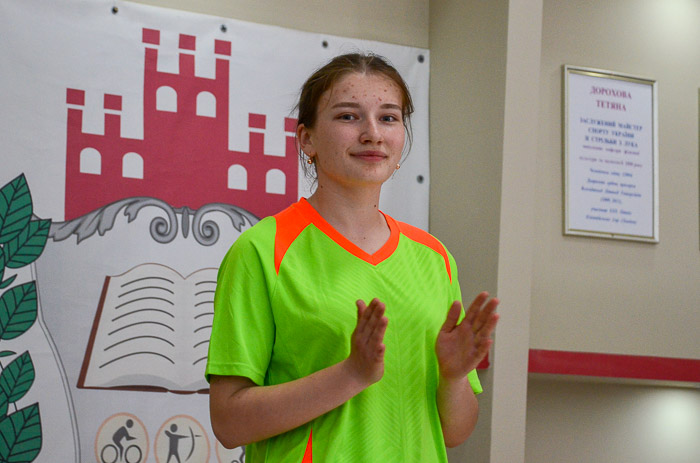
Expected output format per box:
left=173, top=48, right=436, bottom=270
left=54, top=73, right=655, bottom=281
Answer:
left=218, top=216, right=276, bottom=266
left=393, top=218, right=450, bottom=254
left=240, top=215, right=277, bottom=240
left=391, top=217, right=457, bottom=281
left=225, top=199, right=307, bottom=257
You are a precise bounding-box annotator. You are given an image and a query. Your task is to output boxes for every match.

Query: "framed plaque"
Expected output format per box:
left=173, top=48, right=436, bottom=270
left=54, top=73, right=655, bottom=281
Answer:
left=563, top=65, right=659, bottom=242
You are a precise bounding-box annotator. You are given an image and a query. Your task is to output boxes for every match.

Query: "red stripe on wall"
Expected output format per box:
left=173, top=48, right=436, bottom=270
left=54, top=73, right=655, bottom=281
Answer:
left=529, top=349, right=700, bottom=383
left=477, top=354, right=490, bottom=370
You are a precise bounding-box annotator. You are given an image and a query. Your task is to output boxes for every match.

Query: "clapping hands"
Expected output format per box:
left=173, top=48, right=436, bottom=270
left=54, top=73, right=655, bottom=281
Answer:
left=435, top=292, right=499, bottom=380
left=345, top=293, right=498, bottom=386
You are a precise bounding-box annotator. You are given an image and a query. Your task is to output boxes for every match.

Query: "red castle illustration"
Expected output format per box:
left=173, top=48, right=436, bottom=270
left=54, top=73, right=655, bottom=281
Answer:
left=65, top=28, right=298, bottom=221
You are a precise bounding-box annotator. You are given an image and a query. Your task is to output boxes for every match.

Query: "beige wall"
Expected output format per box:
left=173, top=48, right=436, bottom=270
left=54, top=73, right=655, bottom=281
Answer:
left=526, top=1, right=700, bottom=462
left=429, top=1, right=509, bottom=460
left=127, top=0, right=429, bottom=48
left=526, top=377, right=700, bottom=463
left=428, top=0, right=506, bottom=306
left=531, top=0, right=700, bottom=358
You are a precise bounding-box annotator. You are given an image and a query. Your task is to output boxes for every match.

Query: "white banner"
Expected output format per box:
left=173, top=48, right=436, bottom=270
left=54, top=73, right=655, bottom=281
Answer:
left=0, top=1, right=430, bottom=462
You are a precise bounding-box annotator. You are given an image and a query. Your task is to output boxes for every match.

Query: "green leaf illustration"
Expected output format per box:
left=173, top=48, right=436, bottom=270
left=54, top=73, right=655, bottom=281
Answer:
left=0, top=175, right=33, bottom=246
left=0, top=403, right=42, bottom=462
left=0, top=275, right=17, bottom=290
left=0, top=283, right=37, bottom=341
left=0, top=352, right=35, bottom=405
left=0, top=390, right=7, bottom=418
left=0, top=246, right=16, bottom=288
left=0, top=352, right=16, bottom=358
left=3, top=220, right=50, bottom=269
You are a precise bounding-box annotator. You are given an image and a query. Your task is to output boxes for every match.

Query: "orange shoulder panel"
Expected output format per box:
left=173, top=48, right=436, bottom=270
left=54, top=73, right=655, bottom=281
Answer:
left=396, top=221, right=452, bottom=282
left=274, top=205, right=310, bottom=274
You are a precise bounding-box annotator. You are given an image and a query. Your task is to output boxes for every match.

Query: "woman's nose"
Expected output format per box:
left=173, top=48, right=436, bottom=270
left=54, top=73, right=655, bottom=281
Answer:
left=360, top=119, right=382, bottom=143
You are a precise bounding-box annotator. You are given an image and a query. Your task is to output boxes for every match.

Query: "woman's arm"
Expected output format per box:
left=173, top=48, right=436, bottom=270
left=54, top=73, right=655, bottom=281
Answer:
left=436, top=375, right=479, bottom=447
left=210, top=298, right=388, bottom=449
left=435, top=293, right=499, bottom=447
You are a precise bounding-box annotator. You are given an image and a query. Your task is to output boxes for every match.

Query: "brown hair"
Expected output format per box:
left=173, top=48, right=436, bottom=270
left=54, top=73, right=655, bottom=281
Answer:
left=295, top=53, right=414, bottom=178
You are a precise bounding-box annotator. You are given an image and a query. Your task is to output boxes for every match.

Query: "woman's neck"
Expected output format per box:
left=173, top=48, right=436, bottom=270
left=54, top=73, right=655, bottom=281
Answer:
left=307, top=185, right=390, bottom=255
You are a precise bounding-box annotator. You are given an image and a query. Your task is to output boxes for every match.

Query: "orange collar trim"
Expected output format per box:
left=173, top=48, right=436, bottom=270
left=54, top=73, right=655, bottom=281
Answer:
left=274, top=200, right=452, bottom=282
left=274, top=198, right=400, bottom=273
left=297, top=198, right=400, bottom=266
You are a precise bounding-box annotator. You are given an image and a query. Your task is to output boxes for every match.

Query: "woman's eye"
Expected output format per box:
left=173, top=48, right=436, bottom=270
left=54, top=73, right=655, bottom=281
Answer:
left=381, top=115, right=400, bottom=122
left=338, top=114, right=356, bottom=121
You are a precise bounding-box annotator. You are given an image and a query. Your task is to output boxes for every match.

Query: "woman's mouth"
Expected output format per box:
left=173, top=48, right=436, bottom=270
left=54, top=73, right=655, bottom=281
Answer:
left=352, top=151, right=387, bottom=161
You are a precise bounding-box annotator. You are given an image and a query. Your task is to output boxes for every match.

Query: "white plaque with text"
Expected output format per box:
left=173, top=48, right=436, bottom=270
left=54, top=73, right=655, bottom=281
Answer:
left=564, top=65, right=658, bottom=242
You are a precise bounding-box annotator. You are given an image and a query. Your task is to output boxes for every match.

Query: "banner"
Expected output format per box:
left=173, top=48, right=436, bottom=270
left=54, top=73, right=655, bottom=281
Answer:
left=0, top=1, right=430, bottom=462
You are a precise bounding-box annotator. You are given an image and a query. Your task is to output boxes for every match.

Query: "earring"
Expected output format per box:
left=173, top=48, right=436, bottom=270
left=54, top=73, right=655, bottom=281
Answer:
left=395, top=163, right=401, bottom=170
left=307, top=157, right=314, bottom=165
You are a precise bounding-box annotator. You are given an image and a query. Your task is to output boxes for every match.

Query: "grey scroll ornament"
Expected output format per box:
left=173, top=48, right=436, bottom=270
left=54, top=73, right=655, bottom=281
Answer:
left=49, top=197, right=259, bottom=246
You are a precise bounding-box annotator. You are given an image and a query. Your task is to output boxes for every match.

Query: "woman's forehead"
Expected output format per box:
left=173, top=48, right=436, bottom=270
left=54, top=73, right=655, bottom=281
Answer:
left=321, top=72, right=402, bottom=106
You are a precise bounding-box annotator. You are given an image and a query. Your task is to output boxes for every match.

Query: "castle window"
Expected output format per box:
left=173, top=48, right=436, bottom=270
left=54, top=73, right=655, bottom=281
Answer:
left=79, top=148, right=101, bottom=175
left=265, top=169, right=285, bottom=195
left=196, top=91, right=216, bottom=118
left=156, top=86, right=177, bottom=112
left=122, top=152, right=144, bottom=179
left=228, top=165, right=247, bottom=190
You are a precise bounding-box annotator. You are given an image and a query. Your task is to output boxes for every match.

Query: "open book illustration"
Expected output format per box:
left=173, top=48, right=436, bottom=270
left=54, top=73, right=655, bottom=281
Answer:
left=78, top=263, right=216, bottom=393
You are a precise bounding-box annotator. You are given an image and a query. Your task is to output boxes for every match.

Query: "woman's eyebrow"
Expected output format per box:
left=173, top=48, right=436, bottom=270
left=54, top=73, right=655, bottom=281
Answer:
left=330, top=102, right=401, bottom=110
left=330, top=102, right=360, bottom=109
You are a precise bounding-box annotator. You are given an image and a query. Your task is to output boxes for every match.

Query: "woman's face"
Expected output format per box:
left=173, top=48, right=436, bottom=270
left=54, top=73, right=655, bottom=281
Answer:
left=298, top=72, right=406, bottom=191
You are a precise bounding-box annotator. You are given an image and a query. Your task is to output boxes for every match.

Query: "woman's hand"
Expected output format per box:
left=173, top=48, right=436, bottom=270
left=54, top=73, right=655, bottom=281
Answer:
left=343, top=298, right=388, bottom=386
left=210, top=298, right=389, bottom=449
left=436, top=292, right=499, bottom=380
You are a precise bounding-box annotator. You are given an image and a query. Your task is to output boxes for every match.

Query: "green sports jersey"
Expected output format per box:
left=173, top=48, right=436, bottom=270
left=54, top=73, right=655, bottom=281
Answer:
left=206, top=198, right=481, bottom=462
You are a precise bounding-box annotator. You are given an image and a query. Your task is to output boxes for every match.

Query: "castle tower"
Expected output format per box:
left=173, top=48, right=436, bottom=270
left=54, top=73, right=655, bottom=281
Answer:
left=227, top=114, right=299, bottom=217
left=65, top=90, right=145, bottom=220
left=140, top=28, right=232, bottom=210
left=65, top=28, right=299, bottom=221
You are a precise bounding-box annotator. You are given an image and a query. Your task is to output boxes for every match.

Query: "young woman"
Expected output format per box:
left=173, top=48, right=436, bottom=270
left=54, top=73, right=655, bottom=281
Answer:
left=206, top=53, right=499, bottom=462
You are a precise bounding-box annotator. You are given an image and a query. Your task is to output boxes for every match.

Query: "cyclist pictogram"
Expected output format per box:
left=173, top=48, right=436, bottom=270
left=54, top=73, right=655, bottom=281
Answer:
left=95, top=413, right=149, bottom=463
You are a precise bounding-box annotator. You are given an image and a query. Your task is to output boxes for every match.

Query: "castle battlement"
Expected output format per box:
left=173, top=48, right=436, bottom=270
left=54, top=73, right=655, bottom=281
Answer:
left=65, top=28, right=298, bottom=221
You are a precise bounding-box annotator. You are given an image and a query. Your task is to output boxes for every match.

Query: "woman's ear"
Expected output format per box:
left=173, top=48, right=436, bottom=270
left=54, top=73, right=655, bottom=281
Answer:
left=297, top=124, right=315, bottom=157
